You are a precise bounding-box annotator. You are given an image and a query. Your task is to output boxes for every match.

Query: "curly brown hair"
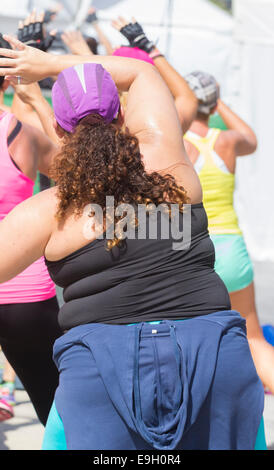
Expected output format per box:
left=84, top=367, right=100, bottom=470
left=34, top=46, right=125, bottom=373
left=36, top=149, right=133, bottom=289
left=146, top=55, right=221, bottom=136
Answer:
left=50, top=115, right=189, bottom=249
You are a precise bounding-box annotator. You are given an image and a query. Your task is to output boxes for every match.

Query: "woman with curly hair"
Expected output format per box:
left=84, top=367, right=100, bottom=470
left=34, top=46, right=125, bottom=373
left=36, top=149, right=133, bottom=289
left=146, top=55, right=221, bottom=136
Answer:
left=0, top=36, right=264, bottom=450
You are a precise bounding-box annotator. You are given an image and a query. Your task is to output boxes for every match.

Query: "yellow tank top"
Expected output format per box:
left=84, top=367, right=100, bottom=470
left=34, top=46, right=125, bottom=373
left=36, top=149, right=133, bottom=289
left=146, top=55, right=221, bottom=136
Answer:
left=184, top=128, right=242, bottom=235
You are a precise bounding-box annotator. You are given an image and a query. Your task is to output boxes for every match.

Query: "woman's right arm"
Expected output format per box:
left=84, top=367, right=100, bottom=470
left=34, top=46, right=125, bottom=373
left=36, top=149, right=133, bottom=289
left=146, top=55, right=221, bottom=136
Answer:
left=12, top=81, right=60, bottom=145
left=0, top=36, right=202, bottom=201
left=216, top=99, right=257, bottom=156
left=111, top=18, right=198, bottom=134
left=0, top=36, right=186, bottom=170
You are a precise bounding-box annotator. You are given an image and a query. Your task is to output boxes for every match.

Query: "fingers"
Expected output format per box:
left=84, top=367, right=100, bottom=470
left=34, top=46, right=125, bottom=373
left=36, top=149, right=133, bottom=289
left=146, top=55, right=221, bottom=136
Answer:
left=0, top=69, right=17, bottom=79
left=118, top=16, right=128, bottom=27
left=111, top=16, right=131, bottom=31
left=3, top=35, right=25, bottom=52
left=111, top=19, right=120, bottom=31
left=18, top=20, right=24, bottom=28
left=37, top=11, right=45, bottom=23
left=62, top=31, right=81, bottom=41
left=22, top=9, right=43, bottom=27
left=29, top=9, right=37, bottom=25
left=5, top=76, right=28, bottom=86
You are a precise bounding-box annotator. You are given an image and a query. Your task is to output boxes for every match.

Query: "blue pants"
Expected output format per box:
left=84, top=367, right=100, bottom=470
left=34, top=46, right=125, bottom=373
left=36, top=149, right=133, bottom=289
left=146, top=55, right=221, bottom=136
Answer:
left=43, top=311, right=264, bottom=450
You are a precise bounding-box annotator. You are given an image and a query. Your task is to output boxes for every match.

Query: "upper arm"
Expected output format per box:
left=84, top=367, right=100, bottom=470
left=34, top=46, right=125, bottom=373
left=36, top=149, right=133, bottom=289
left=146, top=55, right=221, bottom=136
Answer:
left=174, top=95, right=198, bottom=135
left=30, top=125, right=58, bottom=176
left=224, top=129, right=257, bottom=157
left=10, top=122, right=58, bottom=178
left=124, top=65, right=187, bottom=171
left=0, top=189, right=56, bottom=283
left=24, top=124, right=58, bottom=177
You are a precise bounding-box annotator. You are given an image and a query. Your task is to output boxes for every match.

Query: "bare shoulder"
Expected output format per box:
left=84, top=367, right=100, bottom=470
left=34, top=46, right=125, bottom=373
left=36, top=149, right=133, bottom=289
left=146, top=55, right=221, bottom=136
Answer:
left=29, top=186, right=58, bottom=212
left=215, top=129, right=237, bottom=156
left=216, top=129, right=238, bottom=146
left=11, top=186, right=58, bottom=223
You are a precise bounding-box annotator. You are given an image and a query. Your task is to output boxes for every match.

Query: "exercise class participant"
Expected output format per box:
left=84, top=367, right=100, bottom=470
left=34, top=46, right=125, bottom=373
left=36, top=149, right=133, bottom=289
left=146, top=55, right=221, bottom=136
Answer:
left=183, top=71, right=274, bottom=399
left=109, top=21, right=268, bottom=449
left=0, top=36, right=264, bottom=450
left=0, top=35, right=62, bottom=425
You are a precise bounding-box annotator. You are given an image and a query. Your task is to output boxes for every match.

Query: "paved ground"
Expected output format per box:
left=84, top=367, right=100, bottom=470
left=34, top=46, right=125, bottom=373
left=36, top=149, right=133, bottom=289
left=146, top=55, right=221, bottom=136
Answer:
left=0, top=260, right=273, bottom=451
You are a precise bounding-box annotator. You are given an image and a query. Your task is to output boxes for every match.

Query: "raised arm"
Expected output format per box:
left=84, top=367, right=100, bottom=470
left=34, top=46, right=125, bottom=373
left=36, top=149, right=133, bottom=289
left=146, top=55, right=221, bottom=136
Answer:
left=112, top=17, right=198, bottom=133
left=86, top=8, right=114, bottom=55
left=9, top=118, right=58, bottom=179
left=216, top=99, right=257, bottom=156
left=0, top=36, right=187, bottom=172
left=0, top=189, right=56, bottom=283
left=11, top=81, right=60, bottom=145
left=61, top=30, right=94, bottom=56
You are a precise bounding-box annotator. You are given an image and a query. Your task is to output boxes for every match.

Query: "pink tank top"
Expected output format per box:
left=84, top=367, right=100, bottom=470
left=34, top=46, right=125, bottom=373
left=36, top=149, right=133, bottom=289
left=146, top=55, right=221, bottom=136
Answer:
left=0, top=111, right=56, bottom=304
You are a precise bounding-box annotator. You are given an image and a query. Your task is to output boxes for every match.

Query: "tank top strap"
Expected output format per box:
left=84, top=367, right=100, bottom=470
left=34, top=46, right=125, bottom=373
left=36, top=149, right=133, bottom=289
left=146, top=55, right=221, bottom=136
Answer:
left=185, top=128, right=221, bottom=166
left=0, top=111, right=16, bottom=165
left=205, top=128, right=221, bottom=150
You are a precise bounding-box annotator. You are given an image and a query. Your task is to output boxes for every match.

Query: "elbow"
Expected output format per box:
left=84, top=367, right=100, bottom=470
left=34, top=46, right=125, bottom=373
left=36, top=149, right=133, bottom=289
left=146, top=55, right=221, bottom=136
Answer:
left=249, top=134, right=258, bottom=154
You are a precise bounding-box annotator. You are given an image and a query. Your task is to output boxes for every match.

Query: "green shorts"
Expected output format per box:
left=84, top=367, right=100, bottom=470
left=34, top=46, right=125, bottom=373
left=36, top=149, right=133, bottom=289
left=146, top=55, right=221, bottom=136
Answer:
left=210, top=234, right=254, bottom=293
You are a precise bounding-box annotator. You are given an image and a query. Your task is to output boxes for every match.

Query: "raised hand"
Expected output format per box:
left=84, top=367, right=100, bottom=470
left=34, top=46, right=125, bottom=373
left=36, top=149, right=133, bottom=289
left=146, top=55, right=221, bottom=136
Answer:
left=85, top=7, right=98, bottom=24
left=10, top=81, right=43, bottom=106
left=0, top=35, right=54, bottom=85
left=111, top=16, right=154, bottom=53
left=17, top=10, right=56, bottom=52
left=44, top=3, right=63, bottom=24
left=61, top=30, right=93, bottom=56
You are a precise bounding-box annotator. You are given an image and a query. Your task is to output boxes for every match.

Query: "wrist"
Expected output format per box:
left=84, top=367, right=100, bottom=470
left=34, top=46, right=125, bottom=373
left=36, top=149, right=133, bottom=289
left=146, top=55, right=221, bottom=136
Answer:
left=45, top=53, right=62, bottom=78
left=149, top=48, right=164, bottom=60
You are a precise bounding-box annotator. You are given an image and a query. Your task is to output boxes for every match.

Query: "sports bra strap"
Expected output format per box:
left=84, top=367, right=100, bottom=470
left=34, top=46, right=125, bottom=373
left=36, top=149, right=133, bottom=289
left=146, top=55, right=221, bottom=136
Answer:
left=7, top=120, right=22, bottom=147
left=206, top=128, right=221, bottom=150
left=184, top=128, right=221, bottom=165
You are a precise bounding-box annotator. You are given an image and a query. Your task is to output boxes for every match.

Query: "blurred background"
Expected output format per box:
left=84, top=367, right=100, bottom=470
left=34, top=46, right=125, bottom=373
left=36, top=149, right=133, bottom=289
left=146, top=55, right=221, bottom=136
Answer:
left=0, top=0, right=273, bottom=322
left=0, top=0, right=274, bottom=451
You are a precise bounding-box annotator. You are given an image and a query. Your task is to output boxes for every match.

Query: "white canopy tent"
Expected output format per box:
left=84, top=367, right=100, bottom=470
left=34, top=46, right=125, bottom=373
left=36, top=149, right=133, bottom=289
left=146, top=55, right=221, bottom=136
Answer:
left=232, top=0, right=274, bottom=261
left=0, top=0, right=272, bottom=261
left=0, top=0, right=235, bottom=99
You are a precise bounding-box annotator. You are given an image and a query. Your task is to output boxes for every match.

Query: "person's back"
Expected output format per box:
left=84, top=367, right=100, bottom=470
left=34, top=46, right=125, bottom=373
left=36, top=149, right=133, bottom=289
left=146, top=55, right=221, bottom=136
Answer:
left=183, top=72, right=257, bottom=235
left=0, top=45, right=264, bottom=449
left=184, top=71, right=274, bottom=398
left=184, top=125, right=242, bottom=235
left=0, top=86, right=62, bottom=424
left=45, top=202, right=230, bottom=330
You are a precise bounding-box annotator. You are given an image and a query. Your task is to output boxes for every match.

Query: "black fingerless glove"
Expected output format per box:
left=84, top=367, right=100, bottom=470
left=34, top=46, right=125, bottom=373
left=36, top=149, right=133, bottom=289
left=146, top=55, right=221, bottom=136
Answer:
left=86, top=11, right=98, bottom=24
left=119, top=22, right=154, bottom=53
left=18, top=22, right=55, bottom=51
left=44, top=10, right=56, bottom=24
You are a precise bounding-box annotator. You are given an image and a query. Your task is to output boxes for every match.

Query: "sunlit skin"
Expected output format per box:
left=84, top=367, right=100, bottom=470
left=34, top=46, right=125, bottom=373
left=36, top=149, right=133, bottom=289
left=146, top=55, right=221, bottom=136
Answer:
left=185, top=101, right=274, bottom=394
left=0, top=36, right=202, bottom=283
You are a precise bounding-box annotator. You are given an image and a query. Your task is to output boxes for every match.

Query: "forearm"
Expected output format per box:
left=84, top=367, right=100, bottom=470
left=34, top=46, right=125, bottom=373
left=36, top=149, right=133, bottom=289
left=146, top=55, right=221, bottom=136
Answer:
left=217, top=99, right=256, bottom=139
left=152, top=53, right=194, bottom=101
left=43, top=53, right=149, bottom=91
left=93, top=23, right=114, bottom=55
left=31, top=98, right=60, bottom=145
left=150, top=50, right=198, bottom=132
left=0, top=36, right=149, bottom=90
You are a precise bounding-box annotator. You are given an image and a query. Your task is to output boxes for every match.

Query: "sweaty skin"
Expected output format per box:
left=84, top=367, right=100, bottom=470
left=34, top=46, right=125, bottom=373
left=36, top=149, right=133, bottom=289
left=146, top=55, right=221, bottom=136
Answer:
left=0, top=38, right=202, bottom=281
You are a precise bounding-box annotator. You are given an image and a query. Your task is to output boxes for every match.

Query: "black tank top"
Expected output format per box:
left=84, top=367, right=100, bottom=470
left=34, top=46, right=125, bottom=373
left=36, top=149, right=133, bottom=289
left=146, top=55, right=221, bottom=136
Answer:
left=45, top=203, right=231, bottom=330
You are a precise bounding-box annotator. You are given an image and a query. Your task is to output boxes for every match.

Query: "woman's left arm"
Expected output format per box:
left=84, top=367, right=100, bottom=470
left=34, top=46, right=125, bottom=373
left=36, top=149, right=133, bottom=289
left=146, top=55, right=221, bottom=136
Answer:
left=0, top=189, right=55, bottom=283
